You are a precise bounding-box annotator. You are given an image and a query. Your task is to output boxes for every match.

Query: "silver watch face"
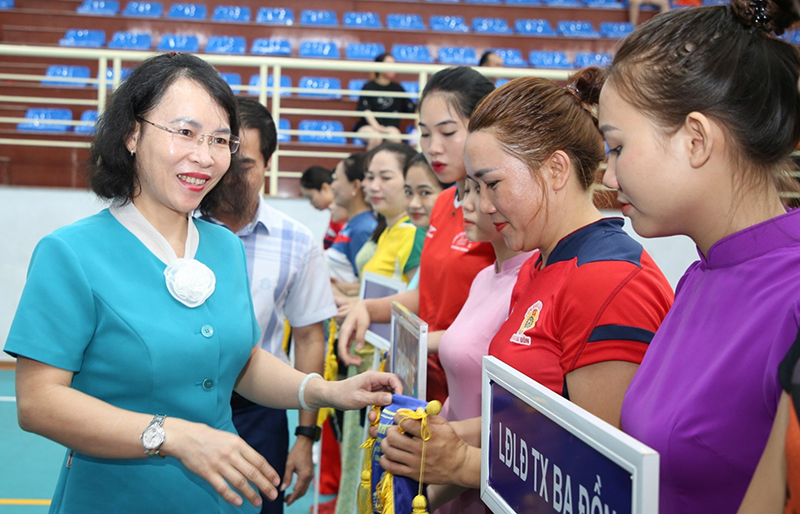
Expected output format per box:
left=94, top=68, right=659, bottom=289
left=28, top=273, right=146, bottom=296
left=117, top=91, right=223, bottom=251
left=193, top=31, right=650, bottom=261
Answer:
left=142, top=425, right=165, bottom=450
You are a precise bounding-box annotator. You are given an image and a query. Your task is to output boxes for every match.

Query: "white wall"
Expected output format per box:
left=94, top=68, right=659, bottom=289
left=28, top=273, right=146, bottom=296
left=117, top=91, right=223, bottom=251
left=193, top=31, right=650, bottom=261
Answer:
left=0, top=187, right=698, bottom=362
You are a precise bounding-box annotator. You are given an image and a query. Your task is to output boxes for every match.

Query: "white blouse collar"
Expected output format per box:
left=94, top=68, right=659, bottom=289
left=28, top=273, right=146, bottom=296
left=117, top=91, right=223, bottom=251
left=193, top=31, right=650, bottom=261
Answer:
left=110, top=201, right=199, bottom=265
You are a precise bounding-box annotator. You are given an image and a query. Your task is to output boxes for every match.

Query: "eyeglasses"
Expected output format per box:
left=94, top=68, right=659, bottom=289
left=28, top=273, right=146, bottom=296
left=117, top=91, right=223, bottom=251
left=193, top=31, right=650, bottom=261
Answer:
left=136, top=117, right=240, bottom=154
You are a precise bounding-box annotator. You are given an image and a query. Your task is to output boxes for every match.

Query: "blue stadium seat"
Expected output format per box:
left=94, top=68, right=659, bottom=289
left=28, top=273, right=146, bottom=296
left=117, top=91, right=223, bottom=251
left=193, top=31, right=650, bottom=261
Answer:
left=558, top=20, right=600, bottom=37
left=495, top=78, right=511, bottom=87
left=392, top=44, right=434, bottom=63
left=250, top=38, right=291, bottom=56
left=467, top=0, right=500, bottom=3
left=205, top=36, right=246, bottom=54
left=59, top=29, right=105, bottom=48
left=76, top=0, right=119, bottom=15
left=401, top=81, right=420, bottom=96
left=574, top=52, right=612, bottom=68
left=104, top=67, right=132, bottom=87
left=167, top=3, right=206, bottom=19
left=108, top=31, right=152, bottom=50
left=346, top=42, right=385, bottom=61
left=425, top=0, right=458, bottom=2
left=586, top=0, right=624, bottom=8
left=438, top=46, right=478, bottom=65
left=18, top=108, right=73, bottom=132
left=545, top=0, right=583, bottom=6
left=219, top=73, right=242, bottom=89
left=42, top=65, right=91, bottom=87
left=298, top=120, right=346, bottom=145
left=386, top=14, right=426, bottom=30
left=255, top=7, right=293, bottom=25
left=248, top=75, right=292, bottom=96
left=0, top=0, right=14, bottom=8
left=472, top=18, right=513, bottom=34
left=348, top=79, right=367, bottom=100
left=430, top=15, right=469, bottom=32
left=212, top=5, right=250, bottom=22
left=122, top=1, right=162, bottom=17
left=529, top=50, right=572, bottom=69
left=505, top=0, right=541, bottom=4
left=75, top=110, right=98, bottom=134
left=491, top=48, right=527, bottom=66
left=343, top=11, right=382, bottom=28
left=515, top=19, right=558, bottom=36
left=299, top=41, right=340, bottom=59
left=298, top=77, right=342, bottom=99
left=599, top=22, right=634, bottom=38
left=157, top=34, right=199, bottom=52
left=300, top=10, right=338, bottom=26
left=277, top=118, right=290, bottom=143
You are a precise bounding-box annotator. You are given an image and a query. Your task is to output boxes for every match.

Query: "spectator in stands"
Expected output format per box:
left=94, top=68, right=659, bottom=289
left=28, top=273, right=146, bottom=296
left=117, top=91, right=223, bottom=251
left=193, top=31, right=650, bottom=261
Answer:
left=326, top=153, right=376, bottom=287
left=595, top=2, right=800, bottom=512
left=373, top=72, right=673, bottom=508
left=354, top=54, right=416, bottom=151
left=300, top=165, right=348, bottom=249
left=4, top=52, right=401, bottom=514
left=629, top=0, right=670, bottom=25
left=200, top=97, right=337, bottom=514
left=479, top=50, right=504, bottom=67
left=402, top=153, right=448, bottom=290
left=334, top=67, right=497, bottom=514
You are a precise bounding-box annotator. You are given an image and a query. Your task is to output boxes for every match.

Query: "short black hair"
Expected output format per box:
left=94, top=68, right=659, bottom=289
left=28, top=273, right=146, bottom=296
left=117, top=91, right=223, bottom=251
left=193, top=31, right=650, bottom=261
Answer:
left=88, top=53, right=241, bottom=215
left=300, top=165, right=333, bottom=190
left=479, top=50, right=498, bottom=66
left=341, top=152, right=366, bottom=182
left=236, top=96, right=277, bottom=164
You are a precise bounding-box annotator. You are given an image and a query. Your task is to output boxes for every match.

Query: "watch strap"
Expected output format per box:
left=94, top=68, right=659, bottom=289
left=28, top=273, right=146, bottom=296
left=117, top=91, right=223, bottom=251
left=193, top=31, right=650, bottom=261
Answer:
left=295, top=425, right=321, bottom=442
left=143, top=414, right=167, bottom=458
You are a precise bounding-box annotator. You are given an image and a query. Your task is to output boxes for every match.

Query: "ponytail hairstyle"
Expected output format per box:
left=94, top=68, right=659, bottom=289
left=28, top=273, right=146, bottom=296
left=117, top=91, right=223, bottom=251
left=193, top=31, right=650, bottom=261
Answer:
left=468, top=68, right=606, bottom=198
left=607, top=2, right=800, bottom=199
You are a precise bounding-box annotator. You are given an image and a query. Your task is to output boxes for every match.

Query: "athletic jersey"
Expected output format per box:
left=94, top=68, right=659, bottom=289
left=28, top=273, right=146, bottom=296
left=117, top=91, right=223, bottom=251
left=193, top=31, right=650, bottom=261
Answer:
left=489, top=218, right=673, bottom=395
left=325, top=210, right=377, bottom=282
left=418, top=187, right=495, bottom=403
left=323, top=219, right=345, bottom=250
left=361, top=215, right=423, bottom=283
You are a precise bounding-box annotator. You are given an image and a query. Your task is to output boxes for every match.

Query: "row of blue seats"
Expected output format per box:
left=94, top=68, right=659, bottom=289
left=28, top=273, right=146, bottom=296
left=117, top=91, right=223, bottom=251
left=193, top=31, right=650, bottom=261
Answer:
left=16, top=108, right=353, bottom=145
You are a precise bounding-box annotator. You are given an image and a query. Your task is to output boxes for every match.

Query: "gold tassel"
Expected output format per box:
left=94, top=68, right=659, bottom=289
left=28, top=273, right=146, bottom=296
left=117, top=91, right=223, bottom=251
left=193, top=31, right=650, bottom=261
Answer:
left=316, top=319, right=340, bottom=427
left=376, top=470, right=395, bottom=514
left=358, top=404, right=383, bottom=513
left=395, top=400, right=442, bottom=514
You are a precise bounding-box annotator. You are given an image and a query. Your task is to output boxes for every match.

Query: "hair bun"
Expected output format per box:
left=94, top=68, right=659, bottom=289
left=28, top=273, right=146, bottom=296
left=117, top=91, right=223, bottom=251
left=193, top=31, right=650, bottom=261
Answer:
left=730, top=0, right=799, bottom=34
left=566, top=66, right=606, bottom=106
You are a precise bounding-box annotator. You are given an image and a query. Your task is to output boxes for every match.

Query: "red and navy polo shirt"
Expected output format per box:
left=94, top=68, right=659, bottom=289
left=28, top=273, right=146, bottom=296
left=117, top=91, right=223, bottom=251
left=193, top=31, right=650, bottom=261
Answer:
left=489, top=218, right=674, bottom=395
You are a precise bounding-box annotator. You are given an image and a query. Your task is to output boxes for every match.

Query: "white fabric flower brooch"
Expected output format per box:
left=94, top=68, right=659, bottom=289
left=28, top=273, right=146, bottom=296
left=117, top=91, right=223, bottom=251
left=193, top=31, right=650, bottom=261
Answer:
left=164, top=258, right=216, bottom=308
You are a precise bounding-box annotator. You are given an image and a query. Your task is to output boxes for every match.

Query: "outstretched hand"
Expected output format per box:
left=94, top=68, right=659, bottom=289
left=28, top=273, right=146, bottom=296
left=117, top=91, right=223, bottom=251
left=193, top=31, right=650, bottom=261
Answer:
left=323, top=371, right=403, bottom=411
left=337, top=301, right=372, bottom=366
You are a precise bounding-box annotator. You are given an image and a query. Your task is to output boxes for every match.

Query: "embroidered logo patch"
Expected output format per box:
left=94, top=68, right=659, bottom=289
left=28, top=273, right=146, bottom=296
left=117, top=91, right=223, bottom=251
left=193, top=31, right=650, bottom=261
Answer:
left=426, top=225, right=437, bottom=240
left=510, top=301, right=542, bottom=346
left=450, top=231, right=472, bottom=252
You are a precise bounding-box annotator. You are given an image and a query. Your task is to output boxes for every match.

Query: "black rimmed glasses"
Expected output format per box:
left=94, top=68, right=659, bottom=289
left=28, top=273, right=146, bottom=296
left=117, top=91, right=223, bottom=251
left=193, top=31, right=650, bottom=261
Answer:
left=136, top=117, right=240, bottom=154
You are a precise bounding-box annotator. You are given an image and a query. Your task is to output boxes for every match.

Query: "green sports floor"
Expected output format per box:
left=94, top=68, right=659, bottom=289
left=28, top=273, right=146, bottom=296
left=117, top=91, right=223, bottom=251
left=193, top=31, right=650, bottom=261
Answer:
left=0, top=370, right=333, bottom=513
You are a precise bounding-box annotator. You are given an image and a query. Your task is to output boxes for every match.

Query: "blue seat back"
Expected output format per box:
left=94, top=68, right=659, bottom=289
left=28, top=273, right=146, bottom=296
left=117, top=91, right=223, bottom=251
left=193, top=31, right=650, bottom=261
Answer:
left=212, top=5, right=250, bottom=22
left=167, top=3, right=206, bottom=19
left=157, top=34, right=199, bottom=52
left=104, top=67, right=132, bottom=87
left=529, top=50, right=572, bottom=68
left=386, top=14, right=426, bottom=30
left=18, top=108, right=73, bottom=132
left=278, top=118, right=290, bottom=142
left=430, top=15, right=469, bottom=32
left=298, top=120, right=346, bottom=145
left=250, top=38, right=291, bottom=56
left=343, top=11, right=381, bottom=28
left=558, top=20, right=599, bottom=37
left=255, top=7, right=293, bottom=25
left=299, top=41, right=340, bottom=59
left=515, top=18, right=557, bottom=35
left=466, top=0, right=501, bottom=3
left=205, top=36, right=246, bottom=54
left=122, top=1, right=162, bottom=17
left=472, top=17, right=512, bottom=33
left=219, top=73, right=242, bottom=89
left=573, top=52, right=612, bottom=68
left=42, top=65, right=91, bottom=87
left=108, top=31, right=151, bottom=50
left=505, top=0, right=541, bottom=4
left=599, top=22, right=633, bottom=37
left=392, top=44, right=433, bottom=63
left=401, top=81, right=420, bottom=97
left=586, top=0, right=624, bottom=8
left=77, top=0, right=119, bottom=14
left=346, top=42, right=385, bottom=61
left=491, top=48, right=526, bottom=66
left=75, top=110, right=98, bottom=134
left=438, top=46, right=477, bottom=65
left=348, top=79, right=367, bottom=100
left=298, top=77, right=342, bottom=99
left=545, top=0, right=583, bottom=6
left=59, top=29, right=105, bottom=47
left=300, top=9, right=338, bottom=26
left=0, top=0, right=14, bottom=8
left=248, top=75, right=292, bottom=96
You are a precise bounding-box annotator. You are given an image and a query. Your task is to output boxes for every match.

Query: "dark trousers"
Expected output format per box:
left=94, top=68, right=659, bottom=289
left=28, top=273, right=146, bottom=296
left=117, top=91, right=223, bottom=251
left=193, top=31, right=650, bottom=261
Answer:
left=231, top=393, right=289, bottom=514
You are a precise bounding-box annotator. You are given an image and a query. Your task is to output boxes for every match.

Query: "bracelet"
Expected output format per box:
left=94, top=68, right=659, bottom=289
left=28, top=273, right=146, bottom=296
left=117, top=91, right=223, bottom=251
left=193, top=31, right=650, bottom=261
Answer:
left=298, top=373, right=322, bottom=412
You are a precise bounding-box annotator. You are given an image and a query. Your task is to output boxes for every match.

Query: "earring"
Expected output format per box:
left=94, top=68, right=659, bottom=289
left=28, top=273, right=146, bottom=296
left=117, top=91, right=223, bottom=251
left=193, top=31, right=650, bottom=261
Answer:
left=351, top=191, right=356, bottom=197
left=130, top=150, right=135, bottom=157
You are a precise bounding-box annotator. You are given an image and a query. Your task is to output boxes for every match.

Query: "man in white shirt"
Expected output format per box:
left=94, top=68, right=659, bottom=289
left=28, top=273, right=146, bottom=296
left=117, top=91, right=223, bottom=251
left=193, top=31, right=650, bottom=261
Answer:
left=202, top=96, right=337, bottom=513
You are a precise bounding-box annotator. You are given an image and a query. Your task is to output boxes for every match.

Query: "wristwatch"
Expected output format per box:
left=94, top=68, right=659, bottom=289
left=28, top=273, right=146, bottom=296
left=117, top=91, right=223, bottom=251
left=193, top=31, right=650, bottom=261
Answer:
left=140, top=414, right=167, bottom=457
left=295, top=425, right=322, bottom=442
